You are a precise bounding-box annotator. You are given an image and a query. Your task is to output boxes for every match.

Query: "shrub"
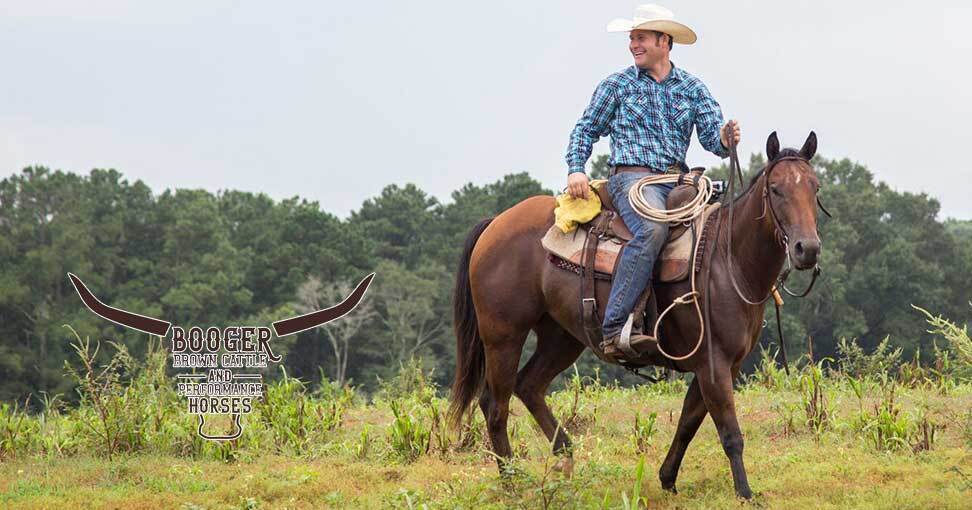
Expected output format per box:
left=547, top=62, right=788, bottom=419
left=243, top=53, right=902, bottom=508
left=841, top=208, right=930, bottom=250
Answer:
left=388, top=399, right=430, bottom=463
left=63, top=326, right=185, bottom=459
left=256, top=367, right=353, bottom=455
left=836, top=336, right=901, bottom=380
left=852, top=376, right=935, bottom=453
left=898, top=344, right=959, bottom=393
left=862, top=380, right=910, bottom=451
left=0, top=398, right=35, bottom=459
left=749, top=344, right=794, bottom=391
left=376, top=357, right=437, bottom=405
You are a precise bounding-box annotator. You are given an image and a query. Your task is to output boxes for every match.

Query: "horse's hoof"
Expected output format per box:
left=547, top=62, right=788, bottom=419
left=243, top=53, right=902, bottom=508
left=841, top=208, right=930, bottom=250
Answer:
left=736, top=487, right=753, bottom=500
left=659, top=470, right=677, bottom=494
left=552, top=456, right=574, bottom=478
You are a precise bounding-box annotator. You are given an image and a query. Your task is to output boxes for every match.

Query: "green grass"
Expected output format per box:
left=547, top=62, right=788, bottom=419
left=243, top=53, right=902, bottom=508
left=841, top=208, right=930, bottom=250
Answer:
left=3, top=313, right=970, bottom=508
left=1, top=379, right=970, bottom=509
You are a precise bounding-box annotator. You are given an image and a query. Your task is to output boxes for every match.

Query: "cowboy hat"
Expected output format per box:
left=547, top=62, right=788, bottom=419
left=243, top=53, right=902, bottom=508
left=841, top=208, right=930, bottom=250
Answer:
left=606, top=4, right=697, bottom=45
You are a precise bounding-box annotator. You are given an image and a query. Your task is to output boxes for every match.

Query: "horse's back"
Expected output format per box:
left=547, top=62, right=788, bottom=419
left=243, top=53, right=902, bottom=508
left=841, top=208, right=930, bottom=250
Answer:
left=469, top=195, right=555, bottom=333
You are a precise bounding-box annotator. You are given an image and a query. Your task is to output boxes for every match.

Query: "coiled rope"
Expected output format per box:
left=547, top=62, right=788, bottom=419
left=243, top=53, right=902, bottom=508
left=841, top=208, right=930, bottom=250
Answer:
left=628, top=173, right=714, bottom=224
left=622, top=172, right=714, bottom=361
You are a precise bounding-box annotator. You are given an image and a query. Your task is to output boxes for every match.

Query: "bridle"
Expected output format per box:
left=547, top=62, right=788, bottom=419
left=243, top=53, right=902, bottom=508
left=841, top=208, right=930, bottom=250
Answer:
left=699, top=135, right=830, bottom=379
left=723, top=138, right=829, bottom=305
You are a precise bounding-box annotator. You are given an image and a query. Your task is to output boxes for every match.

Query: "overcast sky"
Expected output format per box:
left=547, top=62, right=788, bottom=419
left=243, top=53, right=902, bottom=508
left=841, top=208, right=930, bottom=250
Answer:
left=1, top=1, right=970, bottom=219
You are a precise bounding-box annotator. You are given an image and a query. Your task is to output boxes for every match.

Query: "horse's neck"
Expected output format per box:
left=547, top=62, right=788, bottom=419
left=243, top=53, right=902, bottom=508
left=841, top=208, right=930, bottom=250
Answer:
left=723, top=182, right=786, bottom=299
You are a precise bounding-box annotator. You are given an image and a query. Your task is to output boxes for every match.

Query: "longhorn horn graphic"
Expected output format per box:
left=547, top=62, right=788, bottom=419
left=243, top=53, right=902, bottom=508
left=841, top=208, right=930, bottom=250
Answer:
left=68, top=273, right=172, bottom=337
left=272, top=272, right=375, bottom=337
left=68, top=271, right=375, bottom=339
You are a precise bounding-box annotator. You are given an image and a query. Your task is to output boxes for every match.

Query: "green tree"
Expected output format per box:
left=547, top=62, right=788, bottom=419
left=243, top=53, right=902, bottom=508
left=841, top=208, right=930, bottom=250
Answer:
left=350, top=184, right=439, bottom=269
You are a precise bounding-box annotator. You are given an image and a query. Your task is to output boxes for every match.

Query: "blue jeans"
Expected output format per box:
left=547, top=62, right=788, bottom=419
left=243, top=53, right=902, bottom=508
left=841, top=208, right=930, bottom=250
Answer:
left=602, top=172, right=673, bottom=337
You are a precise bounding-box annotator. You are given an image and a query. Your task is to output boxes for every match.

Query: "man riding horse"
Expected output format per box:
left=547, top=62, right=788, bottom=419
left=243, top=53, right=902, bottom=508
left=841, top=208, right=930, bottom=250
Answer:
left=448, top=3, right=824, bottom=499
left=565, top=4, right=740, bottom=358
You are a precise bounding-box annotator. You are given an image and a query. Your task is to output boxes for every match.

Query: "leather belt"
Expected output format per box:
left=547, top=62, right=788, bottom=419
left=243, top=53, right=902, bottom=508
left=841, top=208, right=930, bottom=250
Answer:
left=612, top=163, right=687, bottom=176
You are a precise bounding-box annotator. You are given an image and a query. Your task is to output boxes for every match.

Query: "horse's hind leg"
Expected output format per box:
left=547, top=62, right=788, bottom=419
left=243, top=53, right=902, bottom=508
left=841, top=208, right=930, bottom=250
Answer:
left=658, top=377, right=707, bottom=493
left=514, top=315, right=585, bottom=462
left=478, top=323, right=528, bottom=472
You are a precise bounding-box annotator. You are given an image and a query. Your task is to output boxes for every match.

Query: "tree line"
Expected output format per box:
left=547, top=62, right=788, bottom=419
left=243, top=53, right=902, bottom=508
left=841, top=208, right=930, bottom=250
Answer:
left=0, top=154, right=969, bottom=404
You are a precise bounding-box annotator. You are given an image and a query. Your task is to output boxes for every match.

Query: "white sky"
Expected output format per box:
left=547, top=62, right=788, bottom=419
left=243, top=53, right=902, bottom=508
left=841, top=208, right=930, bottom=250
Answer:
left=1, top=1, right=970, bottom=219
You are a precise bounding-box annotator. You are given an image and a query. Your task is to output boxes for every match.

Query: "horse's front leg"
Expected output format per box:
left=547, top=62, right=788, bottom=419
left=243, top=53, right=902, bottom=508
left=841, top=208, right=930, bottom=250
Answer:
left=697, top=362, right=752, bottom=499
left=659, top=377, right=707, bottom=493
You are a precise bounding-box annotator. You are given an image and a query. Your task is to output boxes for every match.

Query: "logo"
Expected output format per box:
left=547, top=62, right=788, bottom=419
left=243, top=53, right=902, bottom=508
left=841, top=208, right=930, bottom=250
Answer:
left=68, top=272, right=374, bottom=440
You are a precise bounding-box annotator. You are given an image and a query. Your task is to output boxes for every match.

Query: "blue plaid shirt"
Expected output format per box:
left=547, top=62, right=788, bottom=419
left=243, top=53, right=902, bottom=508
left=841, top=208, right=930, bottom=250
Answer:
left=566, top=63, right=729, bottom=174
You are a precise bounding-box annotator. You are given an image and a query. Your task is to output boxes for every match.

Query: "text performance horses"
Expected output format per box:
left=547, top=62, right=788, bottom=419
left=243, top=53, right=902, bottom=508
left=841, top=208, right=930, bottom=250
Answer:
left=448, top=132, right=822, bottom=499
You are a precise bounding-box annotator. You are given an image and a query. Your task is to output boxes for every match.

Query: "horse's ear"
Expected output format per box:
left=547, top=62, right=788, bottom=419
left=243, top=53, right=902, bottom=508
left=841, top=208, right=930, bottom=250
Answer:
left=766, top=132, right=780, bottom=161
left=800, top=131, right=817, bottom=160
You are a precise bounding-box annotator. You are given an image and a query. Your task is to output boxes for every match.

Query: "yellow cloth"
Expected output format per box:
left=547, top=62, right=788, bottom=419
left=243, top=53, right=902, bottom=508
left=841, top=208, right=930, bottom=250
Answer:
left=554, top=179, right=608, bottom=233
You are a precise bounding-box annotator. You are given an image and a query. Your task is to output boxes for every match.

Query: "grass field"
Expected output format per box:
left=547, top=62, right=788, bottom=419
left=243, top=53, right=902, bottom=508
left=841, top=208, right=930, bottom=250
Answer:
left=2, top=356, right=971, bottom=509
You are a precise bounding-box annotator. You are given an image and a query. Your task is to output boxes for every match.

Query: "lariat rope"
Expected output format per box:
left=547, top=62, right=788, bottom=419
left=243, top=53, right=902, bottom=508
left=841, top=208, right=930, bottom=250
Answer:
left=628, top=173, right=714, bottom=224
left=624, top=172, right=714, bottom=362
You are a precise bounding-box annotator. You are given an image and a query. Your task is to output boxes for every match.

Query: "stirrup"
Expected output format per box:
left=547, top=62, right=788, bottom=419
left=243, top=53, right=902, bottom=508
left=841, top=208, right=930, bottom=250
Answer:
left=616, top=313, right=641, bottom=358
left=603, top=314, right=656, bottom=359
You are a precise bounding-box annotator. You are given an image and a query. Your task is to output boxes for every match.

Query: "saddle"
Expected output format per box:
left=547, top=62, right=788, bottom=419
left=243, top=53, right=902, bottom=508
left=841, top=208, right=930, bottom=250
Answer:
left=541, top=169, right=721, bottom=361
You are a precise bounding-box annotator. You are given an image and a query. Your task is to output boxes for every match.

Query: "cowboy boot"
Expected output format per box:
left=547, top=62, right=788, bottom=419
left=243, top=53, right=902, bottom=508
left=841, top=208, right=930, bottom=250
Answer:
left=601, top=288, right=658, bottom=359
left=601, top=330, right=657, bottom=359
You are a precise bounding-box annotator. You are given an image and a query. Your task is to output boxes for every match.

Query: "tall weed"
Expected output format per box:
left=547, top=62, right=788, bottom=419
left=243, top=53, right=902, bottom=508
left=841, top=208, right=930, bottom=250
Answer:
left=913, top=304, right=972, bottom=376
left=836, top=336, right=901, bottom=380
left=749, top=344, right=794, bottom=390
left=388, top=399, right=430, bottom=463
left=632, top=411, right=657, bottom=453
left=63, top=326, right=183, bottom=458
left=256, top=367, right=353, bottom=455
left=799, top=358, right=832, bottom=436
left=550, top=365, right=600, bottom=435
left=0, top=398, right=35, bottom=459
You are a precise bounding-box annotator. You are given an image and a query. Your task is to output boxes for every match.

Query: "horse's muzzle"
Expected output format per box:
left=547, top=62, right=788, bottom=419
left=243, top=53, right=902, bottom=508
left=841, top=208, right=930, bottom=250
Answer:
left=790, top=237, right=820, bottom=269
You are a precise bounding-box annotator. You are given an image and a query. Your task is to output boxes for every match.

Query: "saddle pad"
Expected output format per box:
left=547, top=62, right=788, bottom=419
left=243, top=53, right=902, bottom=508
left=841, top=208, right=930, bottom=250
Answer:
left=541, top=203, right=721, bottom=283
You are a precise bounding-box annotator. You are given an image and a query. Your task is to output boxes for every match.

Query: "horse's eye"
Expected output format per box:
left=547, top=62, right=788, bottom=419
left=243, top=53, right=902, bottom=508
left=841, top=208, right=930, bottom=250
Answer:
left=770, top=185, right=784, bottom=197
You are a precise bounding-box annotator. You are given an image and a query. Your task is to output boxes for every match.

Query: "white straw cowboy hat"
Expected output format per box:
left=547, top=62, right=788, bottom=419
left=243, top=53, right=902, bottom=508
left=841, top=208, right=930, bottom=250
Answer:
left=606, top=4, right=697, bottom=45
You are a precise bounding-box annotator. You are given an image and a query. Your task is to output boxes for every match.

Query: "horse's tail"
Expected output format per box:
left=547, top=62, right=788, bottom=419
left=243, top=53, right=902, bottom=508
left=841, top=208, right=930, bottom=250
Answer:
left=447, top=217, right=494, bottom=429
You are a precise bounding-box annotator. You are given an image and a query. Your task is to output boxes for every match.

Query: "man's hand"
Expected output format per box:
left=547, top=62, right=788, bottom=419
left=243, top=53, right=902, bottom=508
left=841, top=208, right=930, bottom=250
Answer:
left=721, top=119, right=741, bottom=148
left=567, top=172, right=590, bottom=200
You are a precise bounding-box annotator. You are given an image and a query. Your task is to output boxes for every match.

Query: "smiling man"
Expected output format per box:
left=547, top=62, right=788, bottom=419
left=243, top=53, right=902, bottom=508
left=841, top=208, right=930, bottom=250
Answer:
left=565, top=4, right=741, bottom=358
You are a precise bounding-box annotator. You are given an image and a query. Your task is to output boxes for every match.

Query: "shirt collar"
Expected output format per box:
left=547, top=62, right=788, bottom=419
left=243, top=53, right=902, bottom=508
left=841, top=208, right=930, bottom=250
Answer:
left=631, top=62, right=682, bottom=84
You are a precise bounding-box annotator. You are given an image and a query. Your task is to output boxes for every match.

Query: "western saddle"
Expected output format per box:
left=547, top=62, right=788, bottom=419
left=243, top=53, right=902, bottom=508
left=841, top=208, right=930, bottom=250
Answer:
left=541, top=168, right=722, bottom=363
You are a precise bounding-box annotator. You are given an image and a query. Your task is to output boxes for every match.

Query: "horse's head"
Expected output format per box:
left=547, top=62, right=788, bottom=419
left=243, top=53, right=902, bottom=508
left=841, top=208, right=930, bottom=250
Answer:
left=762, top=131, right=821, bottom=270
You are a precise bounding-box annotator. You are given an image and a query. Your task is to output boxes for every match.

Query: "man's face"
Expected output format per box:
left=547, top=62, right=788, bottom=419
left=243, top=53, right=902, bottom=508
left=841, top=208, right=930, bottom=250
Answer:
left=629, top=29, right=668, bottom=68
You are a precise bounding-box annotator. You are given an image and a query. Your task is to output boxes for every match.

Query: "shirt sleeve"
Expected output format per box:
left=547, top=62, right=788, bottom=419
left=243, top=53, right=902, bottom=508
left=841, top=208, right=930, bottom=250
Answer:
left=566, top=78, right=618, bottom=174
left=694, top=82, right=729, bottom=158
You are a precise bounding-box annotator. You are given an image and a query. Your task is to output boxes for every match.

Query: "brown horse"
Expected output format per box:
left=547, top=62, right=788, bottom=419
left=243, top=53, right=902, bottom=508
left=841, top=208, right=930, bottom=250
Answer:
left=448, top=132, right=822, bottom=499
